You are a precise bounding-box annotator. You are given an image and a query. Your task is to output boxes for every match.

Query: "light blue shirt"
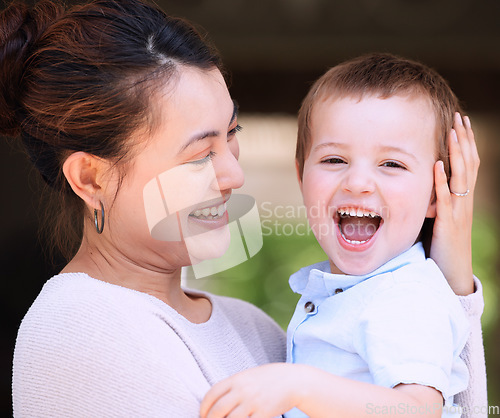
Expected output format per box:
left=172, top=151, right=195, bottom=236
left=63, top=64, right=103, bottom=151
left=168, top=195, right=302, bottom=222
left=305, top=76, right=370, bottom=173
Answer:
left=286, top=243, right=469, bottom=417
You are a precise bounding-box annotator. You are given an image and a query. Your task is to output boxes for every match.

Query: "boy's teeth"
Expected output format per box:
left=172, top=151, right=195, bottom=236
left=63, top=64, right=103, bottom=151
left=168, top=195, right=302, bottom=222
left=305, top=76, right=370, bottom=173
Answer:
left=217, top=204, right=225, bottom=217
left=194, top=209, right=202, bottom=217
left=344, top=236, right=369, bottom=245
left=338, top=207, right=380, bottom=218
left=202, top=208, right=211, bottom=217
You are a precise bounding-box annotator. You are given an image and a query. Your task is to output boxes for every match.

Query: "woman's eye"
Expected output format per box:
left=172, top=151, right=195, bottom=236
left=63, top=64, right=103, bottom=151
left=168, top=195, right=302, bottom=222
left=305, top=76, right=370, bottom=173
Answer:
left=382, top=161, right=406, bottom=169
left=190, top=151, right=216, bottom=165
left=228, top=124, right=242, bottom=137
left=321, top=157, right=346, bottom=164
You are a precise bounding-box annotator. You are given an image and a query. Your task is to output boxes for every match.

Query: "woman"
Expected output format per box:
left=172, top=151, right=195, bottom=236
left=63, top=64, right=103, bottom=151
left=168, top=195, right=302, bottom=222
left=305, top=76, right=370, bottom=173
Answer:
left=0, top=0, right=484, bottom=416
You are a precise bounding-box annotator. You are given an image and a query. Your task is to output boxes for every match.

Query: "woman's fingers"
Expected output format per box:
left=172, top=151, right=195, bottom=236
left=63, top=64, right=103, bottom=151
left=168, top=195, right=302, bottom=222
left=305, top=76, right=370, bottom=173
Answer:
left=434, top=160, right=452, bottom=214
left=452, top=112, right=480, bottom=195
left=463, top=115, right=480, bottom=190
left=448, top=127, right=469, bottom=198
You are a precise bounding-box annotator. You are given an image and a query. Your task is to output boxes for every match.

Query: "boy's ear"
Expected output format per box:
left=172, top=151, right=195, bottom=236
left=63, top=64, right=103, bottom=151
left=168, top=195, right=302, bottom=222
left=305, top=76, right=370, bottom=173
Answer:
left=425, top=192, right=437, bottom=218
left=62, top=152, right=108, bottom=210
left=295, top=160, right=303, bottom=192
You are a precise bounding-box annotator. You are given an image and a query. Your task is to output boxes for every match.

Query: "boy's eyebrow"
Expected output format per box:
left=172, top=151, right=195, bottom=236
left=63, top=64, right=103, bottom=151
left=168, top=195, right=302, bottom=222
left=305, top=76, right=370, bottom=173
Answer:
left=179, top=100, right=239, bottom=154
left=313, top=142, right=418, bottom=162
left=313, top=142, right=348, bottom=152
left=378, top=145, right=418, bottom=162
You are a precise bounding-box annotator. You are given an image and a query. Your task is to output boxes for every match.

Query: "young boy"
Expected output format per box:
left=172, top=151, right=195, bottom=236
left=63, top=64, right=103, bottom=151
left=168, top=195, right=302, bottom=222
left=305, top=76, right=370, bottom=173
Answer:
left=201, top=53, right=474, bottom=417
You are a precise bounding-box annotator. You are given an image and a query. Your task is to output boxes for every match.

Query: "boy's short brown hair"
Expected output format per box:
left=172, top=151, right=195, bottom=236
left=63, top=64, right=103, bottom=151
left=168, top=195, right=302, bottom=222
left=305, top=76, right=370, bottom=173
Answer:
left=296, top=53, right=463, bottom=180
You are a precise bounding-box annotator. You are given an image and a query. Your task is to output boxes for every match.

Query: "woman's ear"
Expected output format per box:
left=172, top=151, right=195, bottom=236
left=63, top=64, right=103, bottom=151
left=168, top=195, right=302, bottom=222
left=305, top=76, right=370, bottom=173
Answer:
left=62, top=152, right=107, bottom=209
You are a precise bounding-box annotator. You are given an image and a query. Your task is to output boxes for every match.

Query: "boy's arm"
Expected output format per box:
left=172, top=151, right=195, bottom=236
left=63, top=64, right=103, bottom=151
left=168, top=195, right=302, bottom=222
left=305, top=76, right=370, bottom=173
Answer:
left=200, top=363, right=443, bottom=418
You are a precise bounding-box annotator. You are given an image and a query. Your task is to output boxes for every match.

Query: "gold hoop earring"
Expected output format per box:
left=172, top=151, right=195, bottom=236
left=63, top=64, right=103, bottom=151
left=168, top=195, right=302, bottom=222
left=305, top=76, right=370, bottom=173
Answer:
left=94, top=201, right=105, bottom=234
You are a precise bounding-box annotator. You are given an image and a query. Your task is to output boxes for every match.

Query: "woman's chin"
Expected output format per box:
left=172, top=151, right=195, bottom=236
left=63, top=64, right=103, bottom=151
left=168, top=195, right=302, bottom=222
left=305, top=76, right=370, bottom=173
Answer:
left=184, top=224, right=231, bottom=264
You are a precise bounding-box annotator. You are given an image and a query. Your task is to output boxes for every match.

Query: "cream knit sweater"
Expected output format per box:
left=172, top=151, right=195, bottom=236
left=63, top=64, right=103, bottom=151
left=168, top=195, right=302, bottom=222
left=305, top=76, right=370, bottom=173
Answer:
left=13, top=273, right=286, bottom=417
left=12, top=274, right=486, bottom=417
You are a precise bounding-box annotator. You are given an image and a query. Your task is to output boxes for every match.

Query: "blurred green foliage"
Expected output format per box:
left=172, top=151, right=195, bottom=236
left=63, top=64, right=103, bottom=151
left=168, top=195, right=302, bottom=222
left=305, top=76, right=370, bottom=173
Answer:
left=190, top=213, right=499, bottom=407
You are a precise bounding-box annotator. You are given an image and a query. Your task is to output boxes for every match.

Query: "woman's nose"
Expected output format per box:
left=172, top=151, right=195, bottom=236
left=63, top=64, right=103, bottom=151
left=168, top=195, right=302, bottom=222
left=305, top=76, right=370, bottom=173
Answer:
left=213, top=142, right=245, bottom=192
left=341, top=164, right=375, bottom=195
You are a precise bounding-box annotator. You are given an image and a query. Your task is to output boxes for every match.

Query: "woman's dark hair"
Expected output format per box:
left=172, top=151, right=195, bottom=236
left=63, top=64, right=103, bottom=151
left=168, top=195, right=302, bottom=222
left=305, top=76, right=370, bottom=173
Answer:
left=0, top=0, right=223, bottom=259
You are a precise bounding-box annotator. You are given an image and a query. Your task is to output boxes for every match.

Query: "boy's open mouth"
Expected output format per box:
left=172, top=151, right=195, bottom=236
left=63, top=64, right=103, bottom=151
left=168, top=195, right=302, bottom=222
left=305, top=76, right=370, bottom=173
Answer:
left=337, top=207, right=382, bottom=244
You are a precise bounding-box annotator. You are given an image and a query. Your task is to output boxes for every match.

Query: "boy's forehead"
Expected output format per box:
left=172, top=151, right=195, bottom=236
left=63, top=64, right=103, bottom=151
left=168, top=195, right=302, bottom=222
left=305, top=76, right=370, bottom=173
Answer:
left=309, top=92, right=440, bottom=152
left=311, top=91, right=437, bottom=126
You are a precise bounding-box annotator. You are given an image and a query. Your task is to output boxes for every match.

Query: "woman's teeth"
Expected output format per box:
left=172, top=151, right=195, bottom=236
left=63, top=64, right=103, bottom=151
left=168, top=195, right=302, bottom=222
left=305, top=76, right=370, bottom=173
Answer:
left=191, top=203, right=226, bottom=219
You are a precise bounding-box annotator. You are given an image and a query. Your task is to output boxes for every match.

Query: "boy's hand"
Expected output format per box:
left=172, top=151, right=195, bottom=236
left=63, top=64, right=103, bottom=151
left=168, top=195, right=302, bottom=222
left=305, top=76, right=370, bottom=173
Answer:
left=431, top=112, right=480, bottom=295
left=200, top=363, right=301, bottom=418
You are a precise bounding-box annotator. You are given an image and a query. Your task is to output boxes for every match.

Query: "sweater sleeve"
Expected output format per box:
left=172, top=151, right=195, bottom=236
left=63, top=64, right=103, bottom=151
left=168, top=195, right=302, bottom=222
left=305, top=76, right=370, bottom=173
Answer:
left=454, top=276, right=488, bottom=418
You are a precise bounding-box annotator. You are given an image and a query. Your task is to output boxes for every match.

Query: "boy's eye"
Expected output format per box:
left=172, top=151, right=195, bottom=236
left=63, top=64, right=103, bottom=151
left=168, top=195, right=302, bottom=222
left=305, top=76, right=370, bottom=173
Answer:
left=381, top=161, right=406, bottom=169
left=228, top=124, right=242, bottom=137
left=189, top=151, right=216, bottom=166
left=321, top=157, right=346, bottom=164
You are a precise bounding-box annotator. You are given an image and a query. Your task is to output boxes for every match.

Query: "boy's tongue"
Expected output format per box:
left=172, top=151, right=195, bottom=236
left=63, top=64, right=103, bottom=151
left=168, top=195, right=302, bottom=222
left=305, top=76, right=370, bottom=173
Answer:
left=339, top=216, right=380, bottom=241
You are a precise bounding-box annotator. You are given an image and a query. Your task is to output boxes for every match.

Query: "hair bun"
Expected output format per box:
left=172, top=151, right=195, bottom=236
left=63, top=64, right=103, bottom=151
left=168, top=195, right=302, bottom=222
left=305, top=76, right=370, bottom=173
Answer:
left=0, top=0, right=64, bottom=137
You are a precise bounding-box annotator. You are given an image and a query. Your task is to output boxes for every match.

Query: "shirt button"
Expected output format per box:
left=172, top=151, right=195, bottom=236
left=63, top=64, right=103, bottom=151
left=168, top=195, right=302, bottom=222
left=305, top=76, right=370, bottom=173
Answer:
left=335, top=288, right=343, bottom=294
left=304, top=301, right=315, bottom=313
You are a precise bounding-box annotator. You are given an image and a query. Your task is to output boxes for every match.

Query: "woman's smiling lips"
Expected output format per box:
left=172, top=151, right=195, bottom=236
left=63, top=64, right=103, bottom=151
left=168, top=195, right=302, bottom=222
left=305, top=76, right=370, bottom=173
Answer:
left=191, top=202, right=227, bottom=219
left=187, top=196, right=230, bottom=230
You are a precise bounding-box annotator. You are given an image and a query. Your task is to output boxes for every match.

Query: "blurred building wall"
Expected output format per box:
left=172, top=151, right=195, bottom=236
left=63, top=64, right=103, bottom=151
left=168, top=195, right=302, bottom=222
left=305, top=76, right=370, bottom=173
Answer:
left=2, top=0, right=499, bottom=414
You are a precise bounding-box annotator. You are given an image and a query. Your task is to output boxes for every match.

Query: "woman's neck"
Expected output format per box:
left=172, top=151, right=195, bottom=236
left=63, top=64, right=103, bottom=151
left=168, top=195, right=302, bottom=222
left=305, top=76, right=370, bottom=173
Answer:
left=61, top=235, right=212, bottom=324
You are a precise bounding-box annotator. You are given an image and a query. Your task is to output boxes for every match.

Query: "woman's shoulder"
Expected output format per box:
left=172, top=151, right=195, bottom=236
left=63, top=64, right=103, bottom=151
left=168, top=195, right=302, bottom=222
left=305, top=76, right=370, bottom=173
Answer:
left=13, top=273, right=211, bottom=417
left=14, top=272, right=212, bottom=378
left=16, top=272, right=169, bottom=349
left=25, top=272, right=156, bottom=319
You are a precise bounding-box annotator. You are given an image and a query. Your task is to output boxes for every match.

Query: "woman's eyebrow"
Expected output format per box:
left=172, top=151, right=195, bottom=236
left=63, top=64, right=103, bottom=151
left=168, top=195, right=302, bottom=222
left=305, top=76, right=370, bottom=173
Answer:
left=179, top=100, right=239, bottom=154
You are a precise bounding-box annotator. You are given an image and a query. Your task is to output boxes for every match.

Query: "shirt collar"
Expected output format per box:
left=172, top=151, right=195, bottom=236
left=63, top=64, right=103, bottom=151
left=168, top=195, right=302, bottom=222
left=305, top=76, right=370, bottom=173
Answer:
left=289, top=242, right=426, bottom=297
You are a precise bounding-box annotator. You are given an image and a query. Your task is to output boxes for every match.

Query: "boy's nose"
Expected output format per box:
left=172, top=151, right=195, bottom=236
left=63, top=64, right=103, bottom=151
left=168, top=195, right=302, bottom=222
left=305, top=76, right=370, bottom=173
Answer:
left=341, top=165, right=375, bottom=195
left=212, top=144, right=245, bottom=193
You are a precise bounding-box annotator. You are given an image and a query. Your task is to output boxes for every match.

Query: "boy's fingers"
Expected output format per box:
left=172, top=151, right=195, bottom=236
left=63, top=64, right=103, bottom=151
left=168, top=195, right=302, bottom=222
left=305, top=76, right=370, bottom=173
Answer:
left=206, top=392, right=242, bottom=418
left=226, top=403, right=251, bottom=418
left=200, top=384, right=231, bottom=418
left=447, top=129, right=469, bottom=198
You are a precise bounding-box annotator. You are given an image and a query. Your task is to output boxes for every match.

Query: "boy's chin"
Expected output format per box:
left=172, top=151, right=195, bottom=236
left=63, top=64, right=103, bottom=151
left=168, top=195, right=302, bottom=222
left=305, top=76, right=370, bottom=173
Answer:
left=329, top=258, right=379, bottom=276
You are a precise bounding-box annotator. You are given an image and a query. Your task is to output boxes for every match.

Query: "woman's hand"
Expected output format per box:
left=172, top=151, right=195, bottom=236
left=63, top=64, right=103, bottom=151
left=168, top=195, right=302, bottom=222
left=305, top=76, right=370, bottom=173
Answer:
left=430, top=112, right=480, bottom=295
